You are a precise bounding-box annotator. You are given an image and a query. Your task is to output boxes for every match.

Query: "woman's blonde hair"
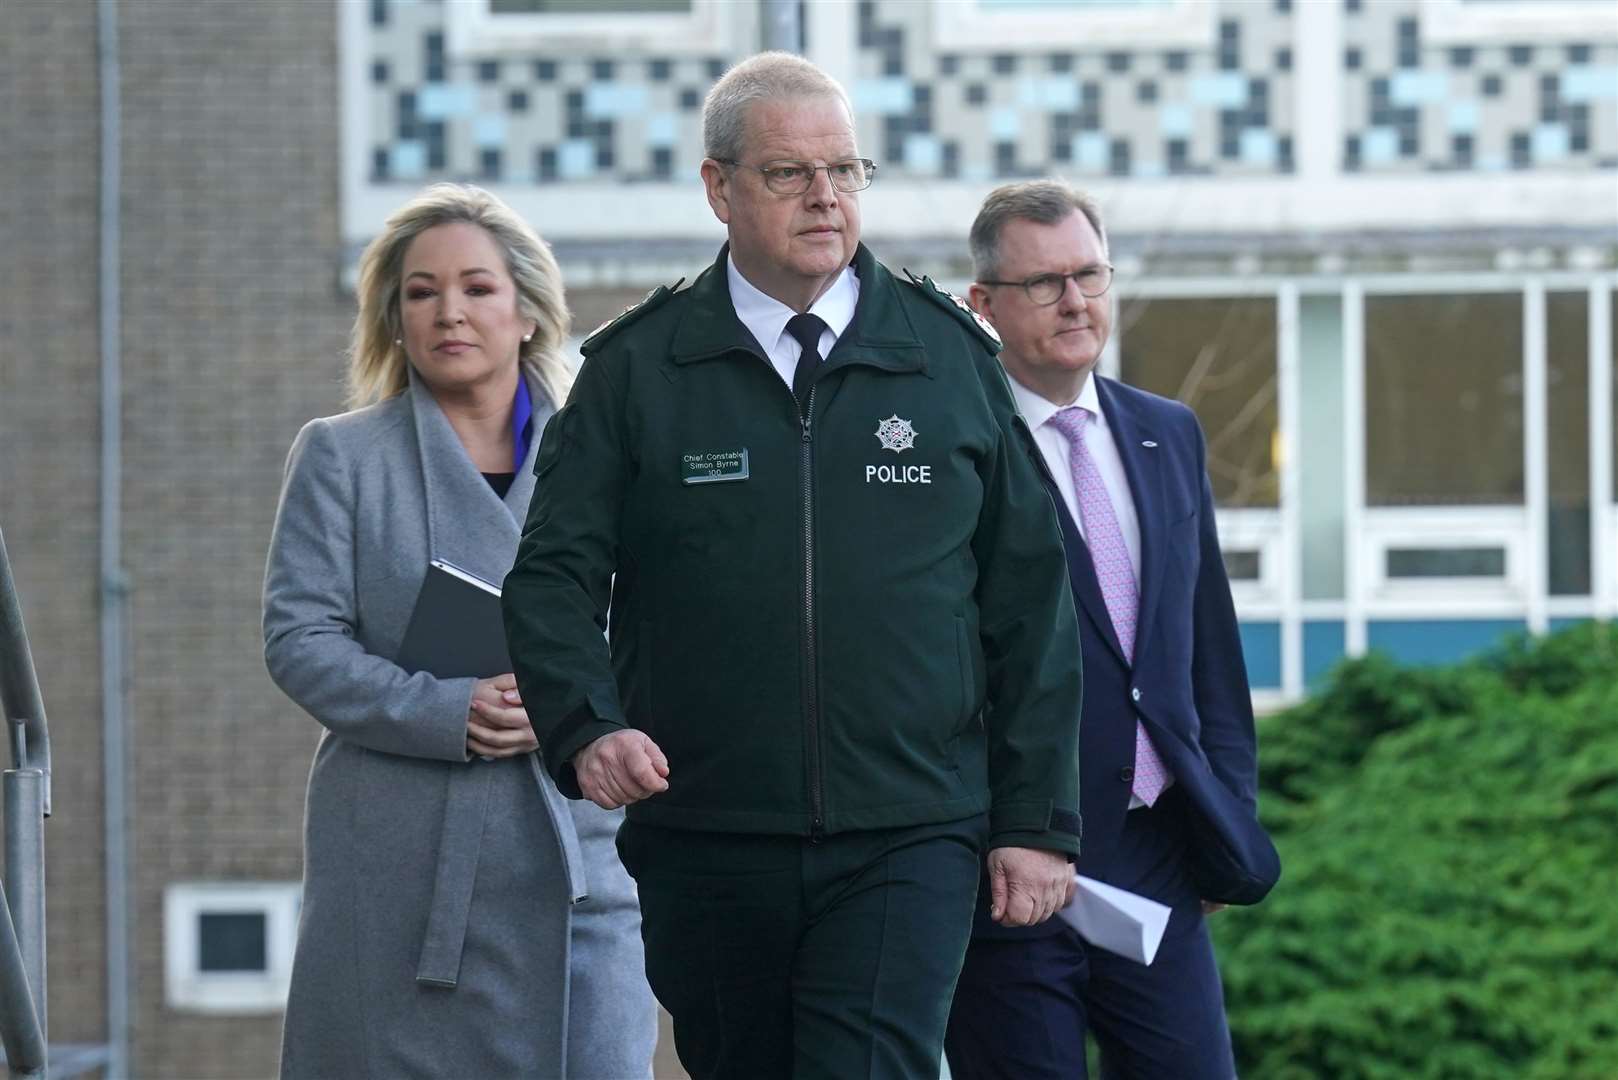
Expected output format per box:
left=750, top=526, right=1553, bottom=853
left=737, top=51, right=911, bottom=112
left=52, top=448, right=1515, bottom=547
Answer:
left=347, top=183, right=574, bottom=409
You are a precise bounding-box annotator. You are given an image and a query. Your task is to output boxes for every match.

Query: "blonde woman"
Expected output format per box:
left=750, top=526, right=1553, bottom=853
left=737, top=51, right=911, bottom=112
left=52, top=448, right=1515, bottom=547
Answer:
left=263, top=183, right=656, bottom=1078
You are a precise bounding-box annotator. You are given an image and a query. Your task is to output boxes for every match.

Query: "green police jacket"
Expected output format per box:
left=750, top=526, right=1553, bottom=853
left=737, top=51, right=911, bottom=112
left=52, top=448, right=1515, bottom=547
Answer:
left=504, top=243, right=1082, bottom=855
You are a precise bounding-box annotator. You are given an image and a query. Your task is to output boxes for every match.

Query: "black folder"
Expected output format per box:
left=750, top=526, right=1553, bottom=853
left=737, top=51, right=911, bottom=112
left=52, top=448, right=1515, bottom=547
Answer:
left=395, top=560, right=512, bottom=679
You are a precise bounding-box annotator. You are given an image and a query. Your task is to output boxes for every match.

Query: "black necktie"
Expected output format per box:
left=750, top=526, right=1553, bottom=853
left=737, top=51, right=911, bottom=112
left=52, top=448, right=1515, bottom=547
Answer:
left=786, top=313, right=829, bottom=407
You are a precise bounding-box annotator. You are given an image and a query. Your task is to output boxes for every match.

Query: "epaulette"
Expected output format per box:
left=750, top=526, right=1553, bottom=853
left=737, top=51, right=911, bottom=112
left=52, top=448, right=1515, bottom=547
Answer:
left=901, top=269, right=1001, bottom=351
left=580, top=278, right=685, bottom=355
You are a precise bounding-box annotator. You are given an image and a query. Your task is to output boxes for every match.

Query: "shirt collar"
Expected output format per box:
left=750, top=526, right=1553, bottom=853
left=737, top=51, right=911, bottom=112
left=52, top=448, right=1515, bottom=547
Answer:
left=726, top=256, right=859, bottom=354
left=1006, top=372, right=1106, bottom=432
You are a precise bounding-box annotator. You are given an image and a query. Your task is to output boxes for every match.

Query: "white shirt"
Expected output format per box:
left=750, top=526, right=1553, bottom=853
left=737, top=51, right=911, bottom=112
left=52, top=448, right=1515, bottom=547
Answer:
left=726, top=256, right=860, bottom=389
left=1007, top=372, right=1168, bottom=808
left=1006, top=374, right=1143, bottom=584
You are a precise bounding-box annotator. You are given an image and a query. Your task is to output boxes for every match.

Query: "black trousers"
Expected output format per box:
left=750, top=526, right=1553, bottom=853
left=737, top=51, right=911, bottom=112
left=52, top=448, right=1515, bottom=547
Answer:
left=618, top=815, right=987, bottom=1080
left=945, top=790, right=1236, bottom=1080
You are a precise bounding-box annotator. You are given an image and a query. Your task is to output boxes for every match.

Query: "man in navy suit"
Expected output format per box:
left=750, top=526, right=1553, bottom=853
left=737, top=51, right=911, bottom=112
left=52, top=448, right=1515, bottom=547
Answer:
left=944, top=181, right=1280, bottom=1079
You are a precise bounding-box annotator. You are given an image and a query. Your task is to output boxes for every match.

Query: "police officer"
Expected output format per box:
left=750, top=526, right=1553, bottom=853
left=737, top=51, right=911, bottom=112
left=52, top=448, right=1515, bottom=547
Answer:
left=504, top=52, right=1083, bottom=1080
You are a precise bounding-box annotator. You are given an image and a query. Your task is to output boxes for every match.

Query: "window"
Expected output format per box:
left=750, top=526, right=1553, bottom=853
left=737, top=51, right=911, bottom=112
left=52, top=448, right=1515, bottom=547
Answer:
left=1547, top=291, right=1590, bottom=594
left=447, top=0, right=734, bottom=56
left=1425, top=0, right=1618, bottom=44
left=165, top=883, right=299, bottom=1013
left=1119, top=297, right=1280, bottom=508
left=491, top=0, right=690, bottom=10
left=930, top=0, right=1213, bottom=50
left=1365, top=293, right=1522, bottom=507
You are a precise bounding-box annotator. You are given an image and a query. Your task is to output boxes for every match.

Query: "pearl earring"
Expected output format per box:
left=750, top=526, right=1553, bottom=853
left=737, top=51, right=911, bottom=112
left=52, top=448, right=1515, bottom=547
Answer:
left=394, top=338, right=402, bottom=346
left=522, top=333, right=532, bottom=342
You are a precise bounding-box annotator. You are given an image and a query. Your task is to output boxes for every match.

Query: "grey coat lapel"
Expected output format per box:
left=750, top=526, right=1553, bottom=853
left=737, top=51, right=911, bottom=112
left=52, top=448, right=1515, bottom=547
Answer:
left=405, top=371, right=586, bottom=911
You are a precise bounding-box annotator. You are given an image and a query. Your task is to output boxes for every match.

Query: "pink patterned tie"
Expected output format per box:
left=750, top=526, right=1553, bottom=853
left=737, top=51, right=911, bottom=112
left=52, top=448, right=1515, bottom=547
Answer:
left=1048, top=406, right=1169, bottom=807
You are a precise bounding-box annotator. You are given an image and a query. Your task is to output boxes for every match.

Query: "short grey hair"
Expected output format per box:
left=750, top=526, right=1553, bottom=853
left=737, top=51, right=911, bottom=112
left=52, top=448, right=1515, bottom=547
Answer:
left=969, top=181, right=1108, bottom=282
left=702, top=51, right=854, bottom=162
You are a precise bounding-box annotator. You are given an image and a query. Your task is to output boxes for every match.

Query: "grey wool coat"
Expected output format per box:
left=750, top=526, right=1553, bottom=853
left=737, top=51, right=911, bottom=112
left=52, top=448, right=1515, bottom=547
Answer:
left=263, top=371, right=657, bottom=1079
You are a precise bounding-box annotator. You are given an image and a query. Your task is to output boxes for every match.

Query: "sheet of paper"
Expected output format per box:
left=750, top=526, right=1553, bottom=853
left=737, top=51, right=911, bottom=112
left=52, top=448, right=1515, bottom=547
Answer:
left=1057, top=874, right=1172, bottom=966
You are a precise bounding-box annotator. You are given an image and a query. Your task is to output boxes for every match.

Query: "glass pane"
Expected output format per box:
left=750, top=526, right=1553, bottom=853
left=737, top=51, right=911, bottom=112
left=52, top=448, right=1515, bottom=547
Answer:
left=1223, top=549, right=1262, bottom=581
left=198, top=912, right=267, bottom=973
left=1365, top=293, right=1522, bottom=506
left=1612, top=291, right=1617, bottom=505
left=1547, top=291, right=1590, bottom=595
left=1386, top=547, right=1506, bottom=578
left=1118, top=297, right=1279, bottom=508
left=491, top=0, right=691, bottom=11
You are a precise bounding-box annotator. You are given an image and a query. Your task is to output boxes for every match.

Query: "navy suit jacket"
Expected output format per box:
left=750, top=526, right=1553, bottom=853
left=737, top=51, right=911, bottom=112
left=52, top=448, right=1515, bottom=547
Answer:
left=974, top=376, right=1279, bottom=939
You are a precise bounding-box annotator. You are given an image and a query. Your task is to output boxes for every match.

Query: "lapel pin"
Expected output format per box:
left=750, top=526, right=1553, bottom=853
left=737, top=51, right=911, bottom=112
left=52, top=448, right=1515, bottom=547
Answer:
left=1141, top=440, right=1158, bottom=448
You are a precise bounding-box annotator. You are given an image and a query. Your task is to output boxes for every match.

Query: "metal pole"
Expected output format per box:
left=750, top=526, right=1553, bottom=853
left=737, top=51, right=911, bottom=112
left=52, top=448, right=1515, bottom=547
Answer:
left=97, top=0, right=131, bottom=1076
left=761, top=0, right=801, bottom=54
left=0, top=862, right=46, bottom=1078
left=0, top=533, right=52, bottom=814
left=4, top=767, right=47, bottom=1068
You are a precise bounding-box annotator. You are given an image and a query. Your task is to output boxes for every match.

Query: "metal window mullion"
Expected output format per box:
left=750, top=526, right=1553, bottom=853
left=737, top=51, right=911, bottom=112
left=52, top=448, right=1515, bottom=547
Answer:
left=1343, top=284, right=1367, bottom=655
left=1591, top=283, right=1615, bottom=619
left=1524, top=282, right=1549, bottom=633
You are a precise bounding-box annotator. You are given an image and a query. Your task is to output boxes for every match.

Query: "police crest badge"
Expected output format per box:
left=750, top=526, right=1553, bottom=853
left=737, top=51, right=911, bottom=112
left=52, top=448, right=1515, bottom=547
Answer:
left=874, top=415, right=918, bottom=453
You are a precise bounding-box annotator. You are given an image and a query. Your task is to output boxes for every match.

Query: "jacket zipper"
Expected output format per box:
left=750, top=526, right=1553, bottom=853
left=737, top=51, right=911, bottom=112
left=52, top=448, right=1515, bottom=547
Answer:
left=799, top=384, right=826, bottom=840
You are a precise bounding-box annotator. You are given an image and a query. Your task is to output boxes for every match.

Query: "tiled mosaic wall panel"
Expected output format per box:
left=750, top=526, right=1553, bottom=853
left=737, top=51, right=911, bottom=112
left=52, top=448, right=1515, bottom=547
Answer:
left=852, top=0, right=1296, bottom=180
left=365, top=0, right=1616, bottom=185
left=1341, top=0, right=1618, bottom=172
left=369, top=0, right=739, bottom=184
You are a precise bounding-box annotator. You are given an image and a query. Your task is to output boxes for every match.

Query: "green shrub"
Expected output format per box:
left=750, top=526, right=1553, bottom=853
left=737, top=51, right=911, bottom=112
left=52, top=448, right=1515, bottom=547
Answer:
left=1215, top=623, right=1618, bottom=1079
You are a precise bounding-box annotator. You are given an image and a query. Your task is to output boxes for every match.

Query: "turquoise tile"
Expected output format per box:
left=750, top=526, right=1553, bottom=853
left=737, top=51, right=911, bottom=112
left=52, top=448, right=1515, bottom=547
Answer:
left=473, top=114, right=506, bottom=148
left=1017, top=77, right=1080, bottom=110
left=1447, top=101, right=1479, bottom=134
left=585, top=84, right=647, bottom=118
left=1562, top=67, right=1618, bottom=102
left=1362, top=127, right=1398, bottom=165
left=418, top=84, right=475, bottom=120
left=1158, top=104, right=1194, bottom=138
left=557, top=139, right=596, bottom=180
left=1073, top=133, right=1109, bottom=170
left=1190, top=73, right=1247, bottom=109
left=903, top=134, right=943, bottom=174
left=990, top=106, right=1022, bottom=140
left=853, top=77, right=912, bottom=115
left=644, top=112, right=679, bottom=147
left=1240, top=128, right=1276, bottom=166
left=391, top=140, right=426, bottom=180
left=1533, top=123, right=1570, bottom=161
left=1390, top=70, right=1449, bottom=107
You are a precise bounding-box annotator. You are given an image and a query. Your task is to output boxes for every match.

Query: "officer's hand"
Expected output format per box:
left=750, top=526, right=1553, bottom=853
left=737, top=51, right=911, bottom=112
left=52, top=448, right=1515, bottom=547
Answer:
left=987, top=846, right=1071, bottom=927
left=573, top=730, right=670, bottom=810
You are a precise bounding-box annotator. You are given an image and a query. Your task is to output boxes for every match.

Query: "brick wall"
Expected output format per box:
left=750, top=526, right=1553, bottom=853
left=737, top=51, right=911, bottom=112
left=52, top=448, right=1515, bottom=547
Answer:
left=0, top=0, right=113, bottom=1059
left=114, top=1, right=350, bottom=1075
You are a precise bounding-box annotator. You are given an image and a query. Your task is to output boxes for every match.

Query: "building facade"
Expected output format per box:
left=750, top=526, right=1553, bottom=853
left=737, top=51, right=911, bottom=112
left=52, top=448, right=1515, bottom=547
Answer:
left=1, top=0, right=1614, bottom=1074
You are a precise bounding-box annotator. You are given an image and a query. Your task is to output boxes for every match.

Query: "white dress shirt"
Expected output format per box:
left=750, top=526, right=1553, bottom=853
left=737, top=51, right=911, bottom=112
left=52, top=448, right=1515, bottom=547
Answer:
left=1006, top=373, right=1143, bottom=584
left=727, top=257, right=860, bottom=389
left=1007, top=372, right=1166, bottom=808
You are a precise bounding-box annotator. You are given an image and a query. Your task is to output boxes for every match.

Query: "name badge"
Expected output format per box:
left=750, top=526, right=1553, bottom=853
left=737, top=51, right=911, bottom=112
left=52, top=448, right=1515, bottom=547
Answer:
left=681, top=448, right=750, bottom=485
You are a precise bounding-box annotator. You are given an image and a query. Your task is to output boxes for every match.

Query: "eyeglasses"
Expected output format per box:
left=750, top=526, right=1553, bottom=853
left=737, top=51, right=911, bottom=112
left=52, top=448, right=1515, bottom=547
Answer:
left=717, top=157, right=877, bottom=195
left=978, top=265, right=1114, bottom=306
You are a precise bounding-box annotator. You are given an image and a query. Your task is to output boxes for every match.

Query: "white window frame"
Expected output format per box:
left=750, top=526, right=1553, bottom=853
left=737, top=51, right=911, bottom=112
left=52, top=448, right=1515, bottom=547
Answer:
left=1422, top=0, right=1618, bottom=46
left=443, top=0, right=743, bottom=58
left=1216, top=507, right=1285, bottom=613
left=164, top=882, right=300, bottom=1014
left=929, top=0, right=1216, bottom=51
left=1359, top=506, right=1530, bottom=616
